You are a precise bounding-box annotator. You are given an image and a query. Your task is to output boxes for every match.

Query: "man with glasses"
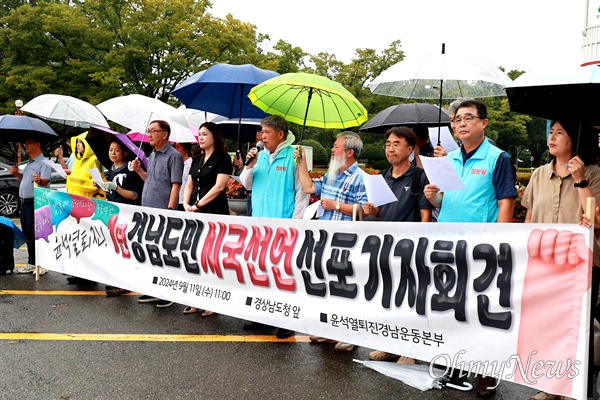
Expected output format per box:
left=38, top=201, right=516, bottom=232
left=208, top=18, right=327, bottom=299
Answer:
left=9, top=137, right=52, bottom=275
left=424, top=99, right=516, bottom=398
left=130, top=120, right=183, bottom=308
left=364, top=126, right=432, bottom=223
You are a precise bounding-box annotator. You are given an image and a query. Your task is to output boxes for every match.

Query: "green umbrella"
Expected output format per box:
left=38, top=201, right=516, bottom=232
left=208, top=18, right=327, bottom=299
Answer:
left=248, top=72, right=368, bottom=143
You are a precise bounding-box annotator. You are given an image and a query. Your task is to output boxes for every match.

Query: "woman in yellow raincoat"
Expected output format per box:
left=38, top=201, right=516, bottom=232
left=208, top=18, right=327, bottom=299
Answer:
left=66, top=132, right=106, bottom=199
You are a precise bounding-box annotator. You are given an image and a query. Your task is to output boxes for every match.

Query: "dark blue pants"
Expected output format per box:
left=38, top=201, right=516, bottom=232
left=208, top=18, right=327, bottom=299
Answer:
left=20, top=201, right=35, bottom=265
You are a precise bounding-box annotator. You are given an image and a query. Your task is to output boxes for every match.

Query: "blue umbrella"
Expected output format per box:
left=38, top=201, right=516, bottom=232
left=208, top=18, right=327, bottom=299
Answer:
left=0, top=114, right=58, bottom=143
left=171, top=64, right=279, bottom=145
left=0, top=216, right=27, bottom=248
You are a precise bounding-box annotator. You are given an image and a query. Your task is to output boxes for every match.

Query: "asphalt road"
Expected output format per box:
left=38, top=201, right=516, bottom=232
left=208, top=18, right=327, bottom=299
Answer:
left=0, top=218, right=597, bottom=400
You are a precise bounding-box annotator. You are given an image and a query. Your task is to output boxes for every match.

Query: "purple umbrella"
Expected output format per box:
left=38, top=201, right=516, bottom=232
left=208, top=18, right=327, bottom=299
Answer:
left=85, top=125, right=148, bottom=170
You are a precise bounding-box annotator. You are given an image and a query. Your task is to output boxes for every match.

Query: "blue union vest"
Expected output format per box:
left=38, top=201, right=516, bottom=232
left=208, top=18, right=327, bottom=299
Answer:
left=438, top=139, right=504, bottom=222
left=251, top=146, right=296, bottom=218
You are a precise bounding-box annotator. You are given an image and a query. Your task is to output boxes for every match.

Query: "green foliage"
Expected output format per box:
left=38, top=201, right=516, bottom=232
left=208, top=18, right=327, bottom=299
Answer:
left=301, top=139, right=328, bottom=166
left=360, top=143, right=385, bottom=165
left=486, top=98, right=531, bottom=161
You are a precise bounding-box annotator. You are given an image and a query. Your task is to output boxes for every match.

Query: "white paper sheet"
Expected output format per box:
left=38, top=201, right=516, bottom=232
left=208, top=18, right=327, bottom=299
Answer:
left=42, top=159, right=67, bottom=179
left=360, top=170, right=397, bottom=207
left=87, top=168, right=105, bottom=187
left=303, top=201, right=325, bottom=220
left=419, top=156, right=466, bottom=192
left=428, top=126, right=459, bottom=152
left=229, top=175, right=241, bottom=183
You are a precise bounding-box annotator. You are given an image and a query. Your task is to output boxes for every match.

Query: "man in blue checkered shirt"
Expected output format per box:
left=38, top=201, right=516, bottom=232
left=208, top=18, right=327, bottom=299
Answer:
left=296, top=131, right=368, bottom=352
left=297, top=131, right=368, bottom=221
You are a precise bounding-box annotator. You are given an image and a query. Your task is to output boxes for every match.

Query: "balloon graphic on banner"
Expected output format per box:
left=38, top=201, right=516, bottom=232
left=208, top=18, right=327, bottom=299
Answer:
left=92, top=199, right=120, bottom=227
left=47, top=190, right=73, bottom=228
left=70, top=194, right=96, bottom=222
left=34, top=205, right=53, bottom=242
left=34, top=187, right=52, bottom=210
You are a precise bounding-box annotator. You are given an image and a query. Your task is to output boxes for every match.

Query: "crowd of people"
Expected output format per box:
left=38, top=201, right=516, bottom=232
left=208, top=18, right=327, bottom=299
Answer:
left=7, top=98, right=600, bottom=400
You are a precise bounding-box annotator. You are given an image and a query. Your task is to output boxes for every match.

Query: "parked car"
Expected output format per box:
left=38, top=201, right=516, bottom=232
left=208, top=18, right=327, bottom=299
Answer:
left=0, top=162, right=20, bottom=218
left=0, top=161, right=68, bottom=218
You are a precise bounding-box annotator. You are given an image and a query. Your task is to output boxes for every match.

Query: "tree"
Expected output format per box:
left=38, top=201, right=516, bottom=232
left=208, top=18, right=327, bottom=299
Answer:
left=487, top=98, right=531, bottom=162
left=0, top=0, right=267, bottom=112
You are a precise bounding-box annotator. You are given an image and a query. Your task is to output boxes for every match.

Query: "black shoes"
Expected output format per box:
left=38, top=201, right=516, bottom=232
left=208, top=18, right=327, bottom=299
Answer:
left=243, top=321, right=294, bottom=339
left=275, top=328, right=294, bottom=339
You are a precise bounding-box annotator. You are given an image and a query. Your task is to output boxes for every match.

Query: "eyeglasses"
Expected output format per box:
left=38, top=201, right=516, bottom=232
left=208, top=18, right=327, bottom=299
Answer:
left=384, top=143, right=412, bottom=150
left=146, top=129, right=166, bottom=135
left=452, top=115, right=483, bottom=125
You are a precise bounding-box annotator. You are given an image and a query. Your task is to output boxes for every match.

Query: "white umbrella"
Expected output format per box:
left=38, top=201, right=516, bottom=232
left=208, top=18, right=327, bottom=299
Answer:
left=97, top=94, right=195, bottom=143
left=353, top=360, right=473, bottom=392
left=176, top=105, right=219, bottom=128
left=21, top=94, right=109, bottom=128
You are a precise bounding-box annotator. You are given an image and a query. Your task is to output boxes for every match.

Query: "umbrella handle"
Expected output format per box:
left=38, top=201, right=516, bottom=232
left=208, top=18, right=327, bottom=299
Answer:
left=444, top=381, right=473, bottom=391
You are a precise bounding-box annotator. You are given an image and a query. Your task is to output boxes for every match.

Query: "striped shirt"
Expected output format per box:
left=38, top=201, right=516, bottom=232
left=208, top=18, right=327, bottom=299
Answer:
left=313, top=162, right=368, bottom=221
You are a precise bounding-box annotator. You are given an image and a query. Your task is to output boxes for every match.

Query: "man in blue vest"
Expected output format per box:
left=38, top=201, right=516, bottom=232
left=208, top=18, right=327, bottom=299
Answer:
left=239, top=115, right=309, bottom=339
left=424, top=99, right=516, bottom=398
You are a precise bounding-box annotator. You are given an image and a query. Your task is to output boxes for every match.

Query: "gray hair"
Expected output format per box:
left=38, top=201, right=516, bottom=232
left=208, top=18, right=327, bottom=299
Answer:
left=337, top=131, right=363, bottom=159
left=448, top=97, right=474, bottom=116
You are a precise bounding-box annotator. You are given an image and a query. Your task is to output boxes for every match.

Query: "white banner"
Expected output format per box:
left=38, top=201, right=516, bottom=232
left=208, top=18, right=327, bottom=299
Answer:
left=34, top=188, right=593, bottom=399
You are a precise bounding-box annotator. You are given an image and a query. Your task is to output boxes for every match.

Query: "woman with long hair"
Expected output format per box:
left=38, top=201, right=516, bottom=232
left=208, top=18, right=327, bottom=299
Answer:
left=182, top=122, right=232, bottom=315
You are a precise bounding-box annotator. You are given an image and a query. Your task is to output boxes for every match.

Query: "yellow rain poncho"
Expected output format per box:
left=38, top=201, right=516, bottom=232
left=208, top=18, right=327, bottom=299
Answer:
left=66, top=132, right=106, bottom=199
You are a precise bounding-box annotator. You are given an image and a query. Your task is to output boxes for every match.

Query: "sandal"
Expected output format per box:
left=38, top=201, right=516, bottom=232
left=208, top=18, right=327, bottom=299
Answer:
left=183, top=306, right=200, bottom=314
left=201, top=310, right=216, bottom=317
left=368, top=350, right=399, bottom=361
left=396, top=356, right=416, bottom=364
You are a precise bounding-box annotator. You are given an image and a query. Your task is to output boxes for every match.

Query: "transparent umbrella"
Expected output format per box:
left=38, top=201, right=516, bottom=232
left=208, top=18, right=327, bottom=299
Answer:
left=368, top=44, right=512, bottom=144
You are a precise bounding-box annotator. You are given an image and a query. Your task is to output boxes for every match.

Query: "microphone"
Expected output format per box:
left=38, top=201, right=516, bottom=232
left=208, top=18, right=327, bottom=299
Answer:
left=244, top=141, right=264, bottom=166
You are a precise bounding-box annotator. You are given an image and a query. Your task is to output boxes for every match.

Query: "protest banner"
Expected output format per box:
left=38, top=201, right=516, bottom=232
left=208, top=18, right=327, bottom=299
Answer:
left=34, top=187, right=593, bottom=399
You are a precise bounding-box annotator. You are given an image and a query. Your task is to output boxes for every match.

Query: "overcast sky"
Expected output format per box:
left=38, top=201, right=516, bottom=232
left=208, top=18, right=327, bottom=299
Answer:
left=210, top=0, right=591, bottom=74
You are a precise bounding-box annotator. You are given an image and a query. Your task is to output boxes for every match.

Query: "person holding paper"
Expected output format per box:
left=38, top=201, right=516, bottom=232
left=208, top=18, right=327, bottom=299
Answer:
left=424, top=99, right=516, bottom=223
left=9, top=137, right=51, bottom=275
left=66, top=133, right=106, bottom=199
left=363, top=127, right=432, bottom=223
left=296, top=131, right=368, bottom=222
left=96, top=138, right=143, bottom=297
left=423, top=99, right=516, bottom=399
left=296, top=131, right=368, bottom=352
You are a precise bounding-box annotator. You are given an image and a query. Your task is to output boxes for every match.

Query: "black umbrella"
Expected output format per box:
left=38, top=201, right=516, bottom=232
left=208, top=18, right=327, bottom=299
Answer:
left=506, top=65, right=600, bottom=125
left=85, top=126, right=148, bottom=171
left=359, top=103, right=450, bottom=134
left=212, top=116, right=262, bottom=142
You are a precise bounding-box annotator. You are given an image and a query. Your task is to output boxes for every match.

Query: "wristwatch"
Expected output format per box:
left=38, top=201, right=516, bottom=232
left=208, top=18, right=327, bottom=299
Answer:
left=574, top=179, right=589, bottom=188
left=335, top=202, right=341, bottom=211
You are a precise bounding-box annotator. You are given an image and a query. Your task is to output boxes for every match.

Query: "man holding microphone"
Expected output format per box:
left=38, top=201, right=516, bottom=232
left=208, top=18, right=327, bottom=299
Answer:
left=239, top=115, right=308, bottom=338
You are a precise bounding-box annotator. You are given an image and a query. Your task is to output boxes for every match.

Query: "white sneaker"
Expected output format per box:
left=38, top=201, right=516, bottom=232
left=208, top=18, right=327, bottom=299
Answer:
left=16, top=264, right=36, bottom=274
left=36, top=267, right=48, bottom=276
